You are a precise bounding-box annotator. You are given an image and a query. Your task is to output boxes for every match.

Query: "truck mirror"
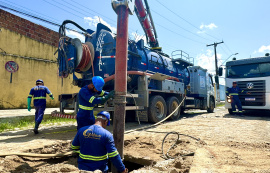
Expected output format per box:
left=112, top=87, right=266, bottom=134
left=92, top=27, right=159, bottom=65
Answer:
left=218, top=67, right=223, bottom=76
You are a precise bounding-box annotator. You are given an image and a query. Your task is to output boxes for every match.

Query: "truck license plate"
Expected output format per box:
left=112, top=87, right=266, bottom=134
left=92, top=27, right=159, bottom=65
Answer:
left=245, top=98, right=256, bottom=101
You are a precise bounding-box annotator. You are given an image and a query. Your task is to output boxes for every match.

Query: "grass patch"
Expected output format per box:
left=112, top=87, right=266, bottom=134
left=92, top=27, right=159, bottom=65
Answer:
left=0, top=114, right=76, bottom=133
left=216, top=103, right=225, bottom=107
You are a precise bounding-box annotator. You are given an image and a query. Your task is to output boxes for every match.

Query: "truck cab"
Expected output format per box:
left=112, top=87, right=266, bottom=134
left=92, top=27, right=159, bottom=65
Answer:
left=224, top=55, right=270, bottom=114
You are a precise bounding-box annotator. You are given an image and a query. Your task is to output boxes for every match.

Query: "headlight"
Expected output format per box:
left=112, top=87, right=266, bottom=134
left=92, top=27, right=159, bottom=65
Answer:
left=227, top=96, right=232, bottom=103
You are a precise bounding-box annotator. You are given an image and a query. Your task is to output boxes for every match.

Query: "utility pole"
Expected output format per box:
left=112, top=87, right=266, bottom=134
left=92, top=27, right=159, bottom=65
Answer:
left=207, top=41, right=224, bottom=102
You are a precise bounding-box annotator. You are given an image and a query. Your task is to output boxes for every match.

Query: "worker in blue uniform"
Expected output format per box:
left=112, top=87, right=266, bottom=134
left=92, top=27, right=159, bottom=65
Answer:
left=226, top=81, right=250, bottom=115
left=27, top=79, right=54, bottom=134
left=71, top=111, right=128, bottom=173
left=77, top=76, right=114, bottom=130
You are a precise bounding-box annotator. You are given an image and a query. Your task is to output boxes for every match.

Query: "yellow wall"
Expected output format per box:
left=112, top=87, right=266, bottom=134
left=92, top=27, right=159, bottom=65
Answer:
left=0, top=28, right=79, bottom=109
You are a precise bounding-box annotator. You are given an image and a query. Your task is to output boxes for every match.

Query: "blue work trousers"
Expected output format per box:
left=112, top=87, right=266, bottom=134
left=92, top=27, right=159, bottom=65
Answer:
left=231, top=97, right=242, bottom=113
left=76, top=113, right=95, bottom=130
left=78, top=161, right=108, bottom=173
left=35, top=106, right=46, bottom=123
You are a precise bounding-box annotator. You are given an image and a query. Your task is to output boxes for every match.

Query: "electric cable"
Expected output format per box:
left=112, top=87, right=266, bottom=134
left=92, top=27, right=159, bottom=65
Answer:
left=155, top=0, right=221, bottom=41
left=151, top=9, right=214, bottom=42
left=0, top=4, right=85, bottom=35
left=155, top=23, right=205, bottom=45
left=4, top=0, right=62, bottom=24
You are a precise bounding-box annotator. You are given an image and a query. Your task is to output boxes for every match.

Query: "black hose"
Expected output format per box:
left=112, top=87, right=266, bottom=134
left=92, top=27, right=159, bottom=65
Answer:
left=161, top=131, right=200, bottom=160
left=59, top=20, right=87, bottom=38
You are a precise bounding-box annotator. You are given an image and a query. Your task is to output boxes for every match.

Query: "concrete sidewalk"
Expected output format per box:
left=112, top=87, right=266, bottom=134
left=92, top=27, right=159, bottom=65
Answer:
left=0, top=108, right=73, bottom=118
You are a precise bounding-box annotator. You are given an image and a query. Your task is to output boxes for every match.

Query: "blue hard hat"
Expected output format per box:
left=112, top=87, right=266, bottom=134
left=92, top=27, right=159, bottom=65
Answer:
left=97, top=111, right=111, bottom=126
left=36, top=79, right=44, bottom=84
left=92, top=76, right=105, bottom=92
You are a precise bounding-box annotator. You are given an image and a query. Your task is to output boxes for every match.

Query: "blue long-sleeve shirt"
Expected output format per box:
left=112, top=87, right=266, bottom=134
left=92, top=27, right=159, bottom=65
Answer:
left=226, top=86, right=246, bottom=99
left=28, top=85, right=53, bottom=106
left=77, top=85, right=108, bottom=119
left=71, top=125, right=125, bottom=172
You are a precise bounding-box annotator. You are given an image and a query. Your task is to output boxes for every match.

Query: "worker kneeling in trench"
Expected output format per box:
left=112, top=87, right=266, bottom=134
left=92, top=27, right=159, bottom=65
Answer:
left=71, top=111, right=128, bottom=173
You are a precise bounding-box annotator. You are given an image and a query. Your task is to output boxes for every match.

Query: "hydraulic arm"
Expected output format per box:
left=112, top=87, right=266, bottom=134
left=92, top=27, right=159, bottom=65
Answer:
left=134, top=0, right=159, bottom=49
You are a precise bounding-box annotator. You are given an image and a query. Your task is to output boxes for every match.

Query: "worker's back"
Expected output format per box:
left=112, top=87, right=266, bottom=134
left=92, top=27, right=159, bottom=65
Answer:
left=29, top=85, right=51, bottom=106
left=72, top=124, right=118, bottom=171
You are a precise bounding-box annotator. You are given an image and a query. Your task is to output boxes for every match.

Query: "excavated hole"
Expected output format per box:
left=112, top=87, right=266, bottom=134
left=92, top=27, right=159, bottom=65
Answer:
left=17, top=139, right=197, bottom=172
left=22, top=141, right=147, bottom=172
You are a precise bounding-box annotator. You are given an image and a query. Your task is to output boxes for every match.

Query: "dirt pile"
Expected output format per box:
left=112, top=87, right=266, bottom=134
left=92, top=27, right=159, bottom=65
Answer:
left=28, top=141, right=72, bottom=154
left=124, top=134, right=200, bottom=172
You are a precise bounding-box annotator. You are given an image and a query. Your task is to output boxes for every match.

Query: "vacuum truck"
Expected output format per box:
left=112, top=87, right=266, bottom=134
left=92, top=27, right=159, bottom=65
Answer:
left=53, top=0, right=215, bottom=123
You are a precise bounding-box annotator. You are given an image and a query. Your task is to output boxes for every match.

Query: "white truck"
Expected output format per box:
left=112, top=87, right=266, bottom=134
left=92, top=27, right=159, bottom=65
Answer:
left=221, top=55, right=270, bottom=114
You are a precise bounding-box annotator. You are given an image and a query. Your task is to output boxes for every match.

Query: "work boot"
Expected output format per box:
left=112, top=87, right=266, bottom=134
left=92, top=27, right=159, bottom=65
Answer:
left=238, top=112, right=244, bottom=117
left=33, top=122, right=40, bottom=134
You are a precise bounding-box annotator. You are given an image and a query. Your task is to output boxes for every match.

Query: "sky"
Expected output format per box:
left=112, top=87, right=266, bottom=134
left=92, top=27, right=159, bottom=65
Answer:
left=1, top=0, right=270, bottom=83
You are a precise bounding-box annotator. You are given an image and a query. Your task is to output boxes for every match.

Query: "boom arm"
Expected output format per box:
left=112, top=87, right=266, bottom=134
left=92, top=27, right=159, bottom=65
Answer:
left=135, top=0, right=159, bottom=48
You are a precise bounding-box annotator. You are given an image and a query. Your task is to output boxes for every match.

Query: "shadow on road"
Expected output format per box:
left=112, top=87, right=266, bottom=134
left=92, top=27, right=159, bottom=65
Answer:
left=223, top=110, right=270, bottom=121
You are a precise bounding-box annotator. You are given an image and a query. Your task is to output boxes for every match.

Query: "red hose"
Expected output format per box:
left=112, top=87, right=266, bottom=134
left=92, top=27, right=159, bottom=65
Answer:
left=76, top=44, right=91, bottom=71
left=104, top=71, right=179, bottom=83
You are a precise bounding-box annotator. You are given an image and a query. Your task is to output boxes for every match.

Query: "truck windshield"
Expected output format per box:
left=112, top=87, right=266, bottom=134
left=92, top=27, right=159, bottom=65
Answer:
left=226, top=63, right=270, bottom=78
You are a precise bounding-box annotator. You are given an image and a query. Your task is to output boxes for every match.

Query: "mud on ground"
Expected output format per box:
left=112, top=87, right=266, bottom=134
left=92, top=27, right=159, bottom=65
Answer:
left=0, top=107, right=270, bottom=172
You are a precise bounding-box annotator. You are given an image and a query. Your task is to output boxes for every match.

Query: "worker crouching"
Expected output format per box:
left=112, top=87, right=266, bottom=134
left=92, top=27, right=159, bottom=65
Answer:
left=71, top=111, right=128, bottom=173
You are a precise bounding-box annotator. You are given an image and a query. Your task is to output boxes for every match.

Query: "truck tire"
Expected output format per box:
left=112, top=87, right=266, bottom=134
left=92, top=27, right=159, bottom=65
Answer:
left=228, top=109, right=233, bottom=115
left=207, top=97, right=215, bottom=113
left=166, top=96, right=181, bottom=120
left=148, top=95, right=167, bottom=123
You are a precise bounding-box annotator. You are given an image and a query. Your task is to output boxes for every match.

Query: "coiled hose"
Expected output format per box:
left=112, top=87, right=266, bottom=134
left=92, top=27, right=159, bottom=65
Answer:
left=162, top=132, right=200, bottom=160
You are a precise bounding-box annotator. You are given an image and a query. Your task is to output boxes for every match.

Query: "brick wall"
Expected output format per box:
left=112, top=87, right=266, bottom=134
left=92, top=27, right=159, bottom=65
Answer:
left=0, top=9, right=58, bottom=47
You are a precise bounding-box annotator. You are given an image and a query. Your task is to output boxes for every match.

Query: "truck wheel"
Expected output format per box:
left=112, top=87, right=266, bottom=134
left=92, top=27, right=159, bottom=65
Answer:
left=148, top=95, right=167, bottom=123
left=166, top=96, right=181, bottom=120
left=228, top=109, right=233, bottom=115
left=207, top=97, right=215, bottom=113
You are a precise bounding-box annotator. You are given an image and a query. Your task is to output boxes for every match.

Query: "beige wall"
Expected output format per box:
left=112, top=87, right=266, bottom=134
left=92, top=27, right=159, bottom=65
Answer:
left=0, top=28, right=79, bottom=109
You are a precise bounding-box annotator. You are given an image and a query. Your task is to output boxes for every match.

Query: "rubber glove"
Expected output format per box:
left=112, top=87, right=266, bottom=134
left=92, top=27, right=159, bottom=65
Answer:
left=107, top=90, right=115, bottom=99
left=27, top=98, right=32, bottom=112
left=100, top=90, right=115, bottom=104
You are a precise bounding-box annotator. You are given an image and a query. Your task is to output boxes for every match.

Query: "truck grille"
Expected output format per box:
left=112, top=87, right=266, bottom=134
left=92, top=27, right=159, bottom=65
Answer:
left=237, top=80, right=265, bottom=106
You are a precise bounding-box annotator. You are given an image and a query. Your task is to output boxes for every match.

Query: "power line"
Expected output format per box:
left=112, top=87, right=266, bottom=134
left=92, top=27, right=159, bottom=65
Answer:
left=67, top=0, right=116, bottom=23
left=0, top=4, right=85, bottom=35
left=151, top=9, right=213, bottom=42
left=156, top=23, right=205, bottom=45
left=4, top=0, right=62, bottom=23
left=224, top=42, right=234, bottom=54
left=155, top=0, right=221, bottom=41
left=42, top=0, right=83, bottom=19
left=43, top=0, right=187, bottom=50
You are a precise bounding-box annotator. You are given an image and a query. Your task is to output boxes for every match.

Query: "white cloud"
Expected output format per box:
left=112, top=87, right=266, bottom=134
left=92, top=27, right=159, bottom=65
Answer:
left=130, top=32, right=147, bottom=43
left=195, top=49, right=222, bottom=75
left=195, top=49, right=225, bottom=85
left=84, top=16, right=116, bottom=33
left=197, top=30, right=206, bottom=34
left=258, top=45, right=270, bottom=53
left=200, top=23, right=218, bottom=30
left=66, top=30, right=85, bottom=43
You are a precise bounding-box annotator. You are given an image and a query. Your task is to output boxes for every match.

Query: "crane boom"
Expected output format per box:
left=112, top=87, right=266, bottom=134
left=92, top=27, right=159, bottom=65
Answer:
left=135, top=0, right=159, bottom=49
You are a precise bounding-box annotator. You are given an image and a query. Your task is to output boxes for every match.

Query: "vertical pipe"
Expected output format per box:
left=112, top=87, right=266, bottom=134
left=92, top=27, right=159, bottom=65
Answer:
left=112, top=4, right=129, bottom=173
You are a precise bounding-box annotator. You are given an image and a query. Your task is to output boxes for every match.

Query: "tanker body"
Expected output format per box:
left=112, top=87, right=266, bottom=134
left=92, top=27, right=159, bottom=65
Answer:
left=55, top=22, right=215, bottom=123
